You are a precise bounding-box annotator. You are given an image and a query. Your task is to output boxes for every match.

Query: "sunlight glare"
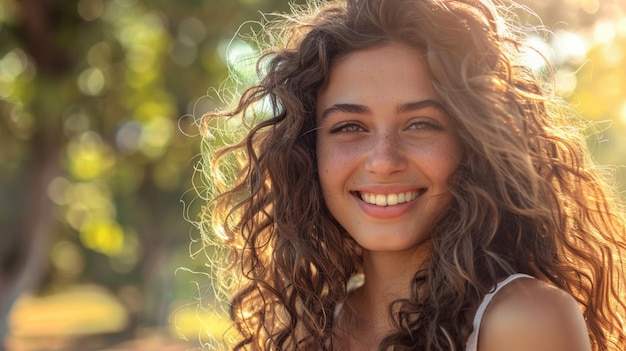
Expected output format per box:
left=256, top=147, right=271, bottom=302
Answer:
left=594, top=20, right=616, bottom=44
left=580, top=0, right=600, bottom=14
left=521, top=35, right=552, bottom=72
left=552, top=30, right=588, bottom=66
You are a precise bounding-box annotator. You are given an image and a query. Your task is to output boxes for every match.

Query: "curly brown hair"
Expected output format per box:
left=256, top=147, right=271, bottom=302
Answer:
left=198, top=0, right=626, bottom=349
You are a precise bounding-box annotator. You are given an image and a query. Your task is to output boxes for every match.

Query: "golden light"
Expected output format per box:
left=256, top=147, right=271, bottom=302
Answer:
left=8, top=286, right=128, bottom=338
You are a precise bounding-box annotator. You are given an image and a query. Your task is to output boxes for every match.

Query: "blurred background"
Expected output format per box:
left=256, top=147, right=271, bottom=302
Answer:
left=0, top=0, right=624, bottom=350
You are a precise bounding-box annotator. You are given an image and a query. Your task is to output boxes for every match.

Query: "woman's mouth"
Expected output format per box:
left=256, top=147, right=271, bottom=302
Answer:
left=357, top=190, right=424, bottom=207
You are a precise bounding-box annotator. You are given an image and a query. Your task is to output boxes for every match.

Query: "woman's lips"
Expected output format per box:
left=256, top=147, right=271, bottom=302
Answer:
left=350, top=188, right=426, bottom=219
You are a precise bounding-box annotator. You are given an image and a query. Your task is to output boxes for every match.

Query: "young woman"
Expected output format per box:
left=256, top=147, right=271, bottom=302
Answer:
left=198, top=0, right=626, bottom=349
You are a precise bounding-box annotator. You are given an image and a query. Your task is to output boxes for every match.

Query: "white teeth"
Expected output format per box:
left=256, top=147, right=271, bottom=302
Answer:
left=375, top=194, right=386, bottom=206
left=359, top=191, right=419, bottom=206
left=387, top=193, right=398, bottom=206
left=398, top=192, right=406, bottom=203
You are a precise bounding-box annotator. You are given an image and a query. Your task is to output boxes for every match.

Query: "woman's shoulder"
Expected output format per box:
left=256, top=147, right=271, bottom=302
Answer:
left=477, top=276, right=591, bottom=351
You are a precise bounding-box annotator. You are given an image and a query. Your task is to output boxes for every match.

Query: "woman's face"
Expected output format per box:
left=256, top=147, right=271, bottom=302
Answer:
left=316, top=43, right=462, bottom=253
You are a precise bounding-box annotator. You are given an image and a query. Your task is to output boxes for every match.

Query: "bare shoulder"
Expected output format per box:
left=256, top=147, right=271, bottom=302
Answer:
left=478, top=277, right=591, bottom=351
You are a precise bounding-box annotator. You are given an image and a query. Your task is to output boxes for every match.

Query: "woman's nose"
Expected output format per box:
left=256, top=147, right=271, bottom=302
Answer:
left=364, top=134, right=408, bottom=176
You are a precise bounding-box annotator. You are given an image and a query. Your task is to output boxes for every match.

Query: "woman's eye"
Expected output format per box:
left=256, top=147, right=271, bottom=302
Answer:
left=330, top=122, right=365, bottom=133
left=407, top=119, right=443, bottom=131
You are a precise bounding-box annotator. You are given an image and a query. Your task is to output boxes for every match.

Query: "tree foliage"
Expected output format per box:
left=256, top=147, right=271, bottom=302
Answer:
left=0, top=0, right=303, bottom=346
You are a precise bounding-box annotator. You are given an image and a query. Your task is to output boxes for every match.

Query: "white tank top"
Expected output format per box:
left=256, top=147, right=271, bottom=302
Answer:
left=465, top=273, right=535, bottom=351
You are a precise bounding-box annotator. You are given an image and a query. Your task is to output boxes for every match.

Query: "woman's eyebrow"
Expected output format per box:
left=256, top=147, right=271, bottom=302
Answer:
left=320, top=103, right=370, bottom=119
left=321, top=100, right=446, bottom=119
left=397, top=99, right=446, bottom=113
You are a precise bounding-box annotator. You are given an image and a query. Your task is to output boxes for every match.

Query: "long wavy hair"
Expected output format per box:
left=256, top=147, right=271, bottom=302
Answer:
left=198, top=0, right=626, bottom=349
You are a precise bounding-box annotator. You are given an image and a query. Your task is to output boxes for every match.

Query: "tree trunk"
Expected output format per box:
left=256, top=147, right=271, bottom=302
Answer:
left=0, top=1, right=70, bottom=349
left=0, top=134, right=60, bottom=350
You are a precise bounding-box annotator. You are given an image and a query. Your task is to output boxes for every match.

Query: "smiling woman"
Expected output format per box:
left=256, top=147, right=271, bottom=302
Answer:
left=316, top=43, right=461, bottom=254
left=197, top=0, right=626, bottom=350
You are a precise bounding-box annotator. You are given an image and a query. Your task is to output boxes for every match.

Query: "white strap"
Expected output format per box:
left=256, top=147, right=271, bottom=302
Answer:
left=465, top=274, right=534, bottom=351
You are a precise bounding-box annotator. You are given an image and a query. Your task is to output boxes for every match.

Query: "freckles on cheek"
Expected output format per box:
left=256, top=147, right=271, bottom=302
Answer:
left=421, top=142, right=461, bottom=176
left=445, top=142, right=463, bottom=166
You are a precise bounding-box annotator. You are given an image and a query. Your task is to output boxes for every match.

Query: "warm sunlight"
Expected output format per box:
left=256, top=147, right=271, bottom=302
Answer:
left=1, top=0, right=624, bottom=350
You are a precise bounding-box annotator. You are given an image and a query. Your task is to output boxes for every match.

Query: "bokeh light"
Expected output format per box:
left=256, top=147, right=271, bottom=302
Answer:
left=66, top=132, right=116, bottom=180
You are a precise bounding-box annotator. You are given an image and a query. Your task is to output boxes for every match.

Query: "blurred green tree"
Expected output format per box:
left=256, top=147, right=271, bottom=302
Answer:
left=0, top=0, right=303, bottom=348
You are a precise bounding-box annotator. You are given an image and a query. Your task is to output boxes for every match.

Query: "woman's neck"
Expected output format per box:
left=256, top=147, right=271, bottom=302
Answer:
left=340, top=241, right=432, bottom=350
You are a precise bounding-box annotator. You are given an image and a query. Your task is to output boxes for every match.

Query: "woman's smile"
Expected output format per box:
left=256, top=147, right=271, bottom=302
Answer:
left=356, top=189, right=424, bottom=207
left=353, top=187, right=425, bottom=220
